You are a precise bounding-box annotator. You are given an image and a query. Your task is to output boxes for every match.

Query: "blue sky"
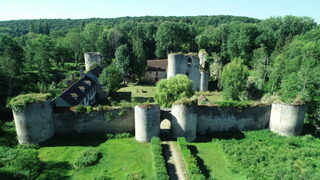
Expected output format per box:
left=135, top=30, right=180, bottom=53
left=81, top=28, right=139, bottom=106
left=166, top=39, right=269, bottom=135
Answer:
left=0, top=0, right=319, bottom=23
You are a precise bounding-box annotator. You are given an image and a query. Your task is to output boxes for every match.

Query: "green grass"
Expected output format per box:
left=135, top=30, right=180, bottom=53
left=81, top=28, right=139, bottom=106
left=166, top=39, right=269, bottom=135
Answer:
left=196, top=91, right=224, bottom=104
left=117, top=84, right=156, bottom=98
left=191, top=130, right=320, bottom=180
left=37, top=138, right=154, bottom=180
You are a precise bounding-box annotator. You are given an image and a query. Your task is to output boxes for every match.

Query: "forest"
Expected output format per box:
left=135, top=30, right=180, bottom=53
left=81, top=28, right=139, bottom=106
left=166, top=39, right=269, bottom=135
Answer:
left=0, top=15, right=319, bottom=125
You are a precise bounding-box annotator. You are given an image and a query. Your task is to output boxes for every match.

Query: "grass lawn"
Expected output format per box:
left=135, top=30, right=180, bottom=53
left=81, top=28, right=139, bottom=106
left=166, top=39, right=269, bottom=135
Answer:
left=117, top=84, right=156, bottom=99
left=37, top=137, right=154, bottom=180
left=190, top=130, right=320, bottom=180
left=195, top=91, right=224, bottom=104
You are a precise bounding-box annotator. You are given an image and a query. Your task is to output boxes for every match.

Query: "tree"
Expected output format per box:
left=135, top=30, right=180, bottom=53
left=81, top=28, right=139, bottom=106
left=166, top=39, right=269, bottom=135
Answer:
left=0, top=34, right=24, bottom=97
left=115, top=44, right=132, bottom=79
left=64, top=31, right=85, bottom=66
left=83, top=22, right=104, bottom=51
left=155, top=22, right=196, bottom=58
left=221, top=58, right=249, bottom=100
left=98, top=63, right=123, bottom=94
left=154, top=75, right=194, bottom=107
left=25, top=35, right=55, bottom=82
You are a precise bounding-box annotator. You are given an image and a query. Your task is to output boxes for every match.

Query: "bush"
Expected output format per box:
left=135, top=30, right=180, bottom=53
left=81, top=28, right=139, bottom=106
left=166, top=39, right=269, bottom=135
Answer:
left=7, top=93, right=51, bottom=112
left=75, top=105, right=87, bottom=113
left=155, top=75, right=194, bottom=108
left=17, top=144, right=40, bottom=149
left=177, top=137, right=205, bottom=180
left=124, top=170, right=145, bottom=180
left=74, top=149, right=101, bottom=168
left=11, top=150, right=42, bottom=179
left=150, top=137, right=169, bottom=180
left=221, top=58, right=249, bottom=100
left=106, top=133, right=132, bottom=140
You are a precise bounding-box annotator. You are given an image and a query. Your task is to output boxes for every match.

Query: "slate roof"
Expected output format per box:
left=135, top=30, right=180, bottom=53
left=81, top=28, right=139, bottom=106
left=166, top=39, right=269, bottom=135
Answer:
left=57, top=66, right=102, bottom=106
left=147, top=59, right=167, bottom=71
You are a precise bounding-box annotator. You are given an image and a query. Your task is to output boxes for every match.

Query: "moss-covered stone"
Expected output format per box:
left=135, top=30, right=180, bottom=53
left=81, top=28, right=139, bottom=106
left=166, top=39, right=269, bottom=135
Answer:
left=7, top=93, right=51, bottom=112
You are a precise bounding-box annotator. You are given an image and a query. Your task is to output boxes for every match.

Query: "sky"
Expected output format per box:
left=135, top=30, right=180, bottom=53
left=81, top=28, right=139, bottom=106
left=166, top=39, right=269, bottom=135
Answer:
left=0, top=0, right=319, bottom=23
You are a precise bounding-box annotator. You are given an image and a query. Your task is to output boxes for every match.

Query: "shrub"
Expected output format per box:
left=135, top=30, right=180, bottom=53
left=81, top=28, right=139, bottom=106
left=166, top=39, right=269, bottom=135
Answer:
left=177, top=137, right=205, bottom=180
left=106, top=133, right=132, bottom=140
left=124, top=170, right=145, bottom=180
left=11, top=150, right=42, bottom=179
left=150, top=137, right=169, bottom=180
left=7, top=93, right=51, bottom=112
left=221, top=58, right=249, bottom=100
left=17, top=144, right=40, bottom=149
left=155, top=75, right=194, bottom=108
left=86, top=106, right=93, bottom=113
left=74, top=149, right=101, bottom=168
left=75, top=105, right=87, bottom=113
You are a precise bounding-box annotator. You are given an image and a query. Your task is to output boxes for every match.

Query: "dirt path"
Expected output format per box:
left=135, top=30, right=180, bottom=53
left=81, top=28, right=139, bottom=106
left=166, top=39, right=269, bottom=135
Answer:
left=162, top=141, right=188, bottom=180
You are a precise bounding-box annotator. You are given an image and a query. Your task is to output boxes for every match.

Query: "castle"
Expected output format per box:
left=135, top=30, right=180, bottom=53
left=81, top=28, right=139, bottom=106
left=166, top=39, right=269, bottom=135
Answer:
left=11, top=52, right=306, bottom=144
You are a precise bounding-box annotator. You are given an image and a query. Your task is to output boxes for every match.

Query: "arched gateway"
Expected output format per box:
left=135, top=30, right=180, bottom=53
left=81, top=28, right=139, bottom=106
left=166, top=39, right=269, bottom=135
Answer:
left=134, top=102, right=198, bottom=142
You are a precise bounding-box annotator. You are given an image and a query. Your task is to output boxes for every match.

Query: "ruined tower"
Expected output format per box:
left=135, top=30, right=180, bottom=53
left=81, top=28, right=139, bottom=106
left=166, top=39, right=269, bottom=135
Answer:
left=167, top=52, right=207, bottom=91
left=84, top=52, right=102, bottom=71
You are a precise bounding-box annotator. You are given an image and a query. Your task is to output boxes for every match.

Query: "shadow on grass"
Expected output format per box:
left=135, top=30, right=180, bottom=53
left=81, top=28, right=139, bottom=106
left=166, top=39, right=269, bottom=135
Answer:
left=41, top=133, right=106, bottom=147
left=187, top=145, right=210, bottom=179
left=196, top=131, right=245, bottom=142
left=162, top=143, right=178, bottom=180
left=39, top=161, right=72, bottom=180
left=302, top=123, right=320, bottom=138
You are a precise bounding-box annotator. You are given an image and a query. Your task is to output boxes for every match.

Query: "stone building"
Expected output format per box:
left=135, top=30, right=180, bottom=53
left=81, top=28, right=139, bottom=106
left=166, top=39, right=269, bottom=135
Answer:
left=142, top=59, right=167, bottom=83
left=55, top=66, right=102, bottom=107
left=167, top=52, right=208, bottom=91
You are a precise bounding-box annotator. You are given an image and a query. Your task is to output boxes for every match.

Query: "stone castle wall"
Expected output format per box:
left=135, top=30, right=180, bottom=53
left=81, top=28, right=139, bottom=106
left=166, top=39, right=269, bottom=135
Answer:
left=197, top=105, right=272, bottom=135
left=53, top=108, right=135, bottom=134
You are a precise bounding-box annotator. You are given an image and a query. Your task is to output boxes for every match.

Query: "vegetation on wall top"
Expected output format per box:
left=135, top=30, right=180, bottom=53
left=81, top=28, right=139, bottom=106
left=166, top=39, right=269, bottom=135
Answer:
left=7, top=93, right=51, bottom=112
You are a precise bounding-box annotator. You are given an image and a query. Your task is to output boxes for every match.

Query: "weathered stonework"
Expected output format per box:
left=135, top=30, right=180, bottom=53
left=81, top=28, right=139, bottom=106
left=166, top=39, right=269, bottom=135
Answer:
left=84, top=52, right=102, bottom=71
left=269, top=103, right=305, bottom=136
left=171, top=102, right=198, bottom=142
left=134, top=105, right=161, bottom=142
left=13, top=100, right=54, bottom=144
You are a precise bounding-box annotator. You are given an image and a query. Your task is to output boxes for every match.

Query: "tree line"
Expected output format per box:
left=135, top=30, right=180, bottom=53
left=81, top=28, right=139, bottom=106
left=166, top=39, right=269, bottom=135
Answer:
left=0, top=15, right=319, bottom=124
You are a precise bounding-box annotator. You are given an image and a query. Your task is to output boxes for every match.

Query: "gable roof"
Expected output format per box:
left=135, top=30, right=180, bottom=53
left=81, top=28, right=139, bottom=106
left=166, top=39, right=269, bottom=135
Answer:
left=56, top=66, right=102, bottom=106
left=147, top=59, right=167, bottom=71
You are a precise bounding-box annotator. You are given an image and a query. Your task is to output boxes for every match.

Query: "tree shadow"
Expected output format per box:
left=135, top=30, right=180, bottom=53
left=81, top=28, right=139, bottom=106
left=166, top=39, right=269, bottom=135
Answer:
left=302, top=123, right=320, bottom=138
left=187, top=145, right=210, bottom=179
left=162, top=143, right=178, bottom=180
left=196, top=131, right=245, bottom=142
left=41, top=133, right=106, bottom=147
left=39, top=161, right=72, bottom=180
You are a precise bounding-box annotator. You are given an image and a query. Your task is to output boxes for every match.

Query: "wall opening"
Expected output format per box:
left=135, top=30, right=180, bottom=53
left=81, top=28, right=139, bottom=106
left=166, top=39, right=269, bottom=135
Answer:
left=160, top=119, right=172, bottom=140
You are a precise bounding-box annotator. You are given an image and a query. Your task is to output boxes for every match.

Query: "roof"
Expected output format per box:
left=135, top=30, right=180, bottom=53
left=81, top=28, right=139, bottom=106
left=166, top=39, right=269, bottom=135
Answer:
left=58, top=75, right=96, bottom=106
left=88, top=66, right=102, bottom=77
left=56, top=66, right=102, bottom=106
left=147, top=59, right=167, bottom=71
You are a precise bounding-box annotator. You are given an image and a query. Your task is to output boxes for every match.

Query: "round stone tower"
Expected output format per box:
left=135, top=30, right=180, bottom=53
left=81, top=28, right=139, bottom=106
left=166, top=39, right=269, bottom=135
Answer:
left=13, top=100, right=54, bottom=144
left=134, top=104, right=160, bottom=142
left=269, top=103, right=306, bottom=136
left=84, top=52, right=102, bottom=71
left=198, top=50, right=209, bottom=92
left=167, top=53, right=187, bottom=79
left=200, top=71, right=208, bottom=92
left=171, top=100, right=197, bottom=142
